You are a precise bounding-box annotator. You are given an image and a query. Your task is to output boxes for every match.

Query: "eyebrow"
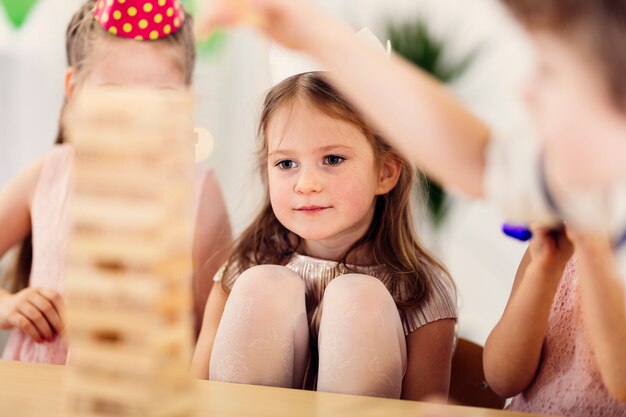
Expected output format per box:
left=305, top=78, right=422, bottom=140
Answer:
left=268, top=145, right=352, bottom=157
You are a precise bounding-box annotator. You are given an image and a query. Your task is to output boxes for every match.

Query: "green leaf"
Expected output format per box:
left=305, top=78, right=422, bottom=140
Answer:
left=1, top=0, right=39, bottom=29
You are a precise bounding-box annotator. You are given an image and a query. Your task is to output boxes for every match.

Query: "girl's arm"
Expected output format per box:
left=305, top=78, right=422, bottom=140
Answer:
left=192, top=171, right=232, bottom=335
left=203, top=0, right=490, bottom=197
left=401, top=318, right=456, bottom=401
left=190, top=283, right=229, bottom=379
left=0, top=158, right=42, bottom=259
left=572, top=233, right=626, bottom=401
left=483, top=230, right=573, bottom=398
left=0, top=157, right=65, bottom=341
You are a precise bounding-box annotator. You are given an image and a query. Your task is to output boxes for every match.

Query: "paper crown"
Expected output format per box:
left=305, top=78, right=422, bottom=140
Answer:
left=93, top=0, right=186, bottom=41
left=269, top=28, right=391, bottom=86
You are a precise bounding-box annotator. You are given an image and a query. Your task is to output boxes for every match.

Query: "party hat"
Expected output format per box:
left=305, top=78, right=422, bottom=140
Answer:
left=93, top=0, right=186, bottom=41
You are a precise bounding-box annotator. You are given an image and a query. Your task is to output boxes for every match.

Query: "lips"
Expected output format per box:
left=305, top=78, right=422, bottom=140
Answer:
left=295, top=205, right=331, bottom=213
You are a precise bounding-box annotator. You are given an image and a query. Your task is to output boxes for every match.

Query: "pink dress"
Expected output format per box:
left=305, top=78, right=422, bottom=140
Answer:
left=2, top=145, right=73, bottom=364
left=508, top=259, right=626, bottom=417
left=2, top=144, right=215, bottom=364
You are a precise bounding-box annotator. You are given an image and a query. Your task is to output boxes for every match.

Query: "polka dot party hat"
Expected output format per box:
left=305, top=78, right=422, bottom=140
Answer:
left=93, top=0, right=186, bottom=41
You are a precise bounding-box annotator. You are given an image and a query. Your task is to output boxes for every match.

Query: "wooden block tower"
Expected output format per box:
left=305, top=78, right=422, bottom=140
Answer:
left=63, top=87, right=195, bottom=417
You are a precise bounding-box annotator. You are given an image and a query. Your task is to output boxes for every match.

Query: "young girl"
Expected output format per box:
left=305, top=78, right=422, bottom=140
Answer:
left=484, top=228, right=626, bottom=416
left=0, top=0, right=232, bottom=363
left=191, top=71, right=457, bottom=400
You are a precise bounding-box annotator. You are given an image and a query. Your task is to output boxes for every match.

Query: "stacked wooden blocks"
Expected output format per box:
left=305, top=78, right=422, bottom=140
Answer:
left=63, top=87, right=196, bottom=417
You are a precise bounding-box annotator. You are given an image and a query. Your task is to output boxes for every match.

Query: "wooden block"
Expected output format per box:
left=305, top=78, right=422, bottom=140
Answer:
left=68, top=232, right=191, bottom=266
left=66, top=258, right=191, bottom=285
left=71, top=197, right=191, bottom=233
left=69, top=340, right=191, bottom=376
left=64, top=87, right=195, bottom=417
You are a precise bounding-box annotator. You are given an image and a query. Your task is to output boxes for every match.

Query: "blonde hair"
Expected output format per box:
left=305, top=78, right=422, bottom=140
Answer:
left=222, top=72, right=454, bottom=311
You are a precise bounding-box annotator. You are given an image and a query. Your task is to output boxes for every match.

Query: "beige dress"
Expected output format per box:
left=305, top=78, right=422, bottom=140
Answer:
left=217, top=253, right=457, bottom=336
left=215, top=253, right=457, bottom=388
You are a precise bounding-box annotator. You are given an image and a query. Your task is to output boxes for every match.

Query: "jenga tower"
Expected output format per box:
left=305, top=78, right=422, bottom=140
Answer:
left=63, top=87, right=195, bottom=417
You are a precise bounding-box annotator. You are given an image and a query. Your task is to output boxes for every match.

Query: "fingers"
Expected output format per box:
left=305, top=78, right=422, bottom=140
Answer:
left=5, top=288, right=65, bottom=343
left=17, top=301, right=54, bottom=342
left=38, top=289, right=64, bottom=319
left=32, top=290, right=64, bottom=335
left=9, top=313, right=43, bottom=343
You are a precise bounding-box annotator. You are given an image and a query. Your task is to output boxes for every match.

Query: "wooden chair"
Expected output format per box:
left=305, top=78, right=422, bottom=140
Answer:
left=449, top=338, right=506, bottom=409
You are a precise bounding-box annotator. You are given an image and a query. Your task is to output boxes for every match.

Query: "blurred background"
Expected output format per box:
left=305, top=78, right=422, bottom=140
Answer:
left=0, top=0, right=533, bottom=349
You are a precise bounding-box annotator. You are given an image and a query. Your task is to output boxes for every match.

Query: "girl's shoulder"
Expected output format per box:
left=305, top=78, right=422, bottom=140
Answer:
left=194, top=165, right=228, bottom=215
left=6, top=150, right=56, bottom=209
left=194, top=164, right=215, bottom=184
left=212, top=260, right=244, bottom=289
left=32, top=144, right=73, bottom=193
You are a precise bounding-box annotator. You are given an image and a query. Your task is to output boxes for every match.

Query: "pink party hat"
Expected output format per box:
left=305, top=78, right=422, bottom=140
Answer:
left=93, top=0, right=186, bottom=41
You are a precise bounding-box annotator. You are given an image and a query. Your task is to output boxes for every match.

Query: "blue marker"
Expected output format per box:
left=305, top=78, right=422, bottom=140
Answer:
left=502, top=223, right=533, bottom=242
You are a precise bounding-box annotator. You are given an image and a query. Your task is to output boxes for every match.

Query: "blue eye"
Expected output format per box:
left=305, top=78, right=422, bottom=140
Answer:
left=324, top=155, right=345, bottom=165
left=276, top=160, right=297, bottom=170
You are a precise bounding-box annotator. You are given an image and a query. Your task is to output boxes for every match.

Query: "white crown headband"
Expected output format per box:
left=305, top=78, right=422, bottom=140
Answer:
left=269, top=28, right=392, bottom=86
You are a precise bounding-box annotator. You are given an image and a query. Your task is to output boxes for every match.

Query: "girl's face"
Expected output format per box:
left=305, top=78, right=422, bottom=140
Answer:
left=266, top=99, right=397, bottom=259
left=67, top=36, right=185, bottom=97
left=525, top=32, right=626, bottom=194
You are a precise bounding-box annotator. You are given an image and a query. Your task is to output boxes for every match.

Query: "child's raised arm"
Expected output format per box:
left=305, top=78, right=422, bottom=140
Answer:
left=201, top=0, right=490, bottom=197
left=483, top=228, right=573, bottom=397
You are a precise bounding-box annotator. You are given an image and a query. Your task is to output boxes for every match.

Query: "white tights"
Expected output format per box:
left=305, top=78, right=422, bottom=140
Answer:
left=209, top=265, right=407, bottom=398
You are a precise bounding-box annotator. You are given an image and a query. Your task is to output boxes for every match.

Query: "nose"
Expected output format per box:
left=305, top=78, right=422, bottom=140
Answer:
left=294, top=167, right=322, bottom=195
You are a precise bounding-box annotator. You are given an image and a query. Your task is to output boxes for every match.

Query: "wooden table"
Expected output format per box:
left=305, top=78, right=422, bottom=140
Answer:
left=0, top=360, right=550, bottom=417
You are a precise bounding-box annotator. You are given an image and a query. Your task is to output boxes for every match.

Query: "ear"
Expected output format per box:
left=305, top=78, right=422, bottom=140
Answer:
left=65, top=67, right=78, bottom=102
left=376, top=153, right=403, bottom=195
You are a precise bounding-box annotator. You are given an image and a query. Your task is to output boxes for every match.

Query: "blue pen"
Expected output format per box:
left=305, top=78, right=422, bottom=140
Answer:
left=502, top=223, right=533, bottom=242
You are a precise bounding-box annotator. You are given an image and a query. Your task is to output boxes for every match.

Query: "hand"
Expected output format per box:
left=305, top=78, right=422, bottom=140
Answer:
left=528, top=226, right=574, bottom=272
left=0, top=287, right=64, bottom=343
left=197, top=0, right=328, bottom=51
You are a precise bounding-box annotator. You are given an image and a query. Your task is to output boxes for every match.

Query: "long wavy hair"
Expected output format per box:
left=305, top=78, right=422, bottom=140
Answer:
left=221, top=72, right=453, bottom=311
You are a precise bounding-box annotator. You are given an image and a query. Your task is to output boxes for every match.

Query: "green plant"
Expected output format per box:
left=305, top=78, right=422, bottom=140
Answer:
left=386, top=18, right=479, bottom=227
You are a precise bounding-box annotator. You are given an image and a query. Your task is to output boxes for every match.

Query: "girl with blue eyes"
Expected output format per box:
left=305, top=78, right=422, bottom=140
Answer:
left=192, top=71, right=457, bottom=400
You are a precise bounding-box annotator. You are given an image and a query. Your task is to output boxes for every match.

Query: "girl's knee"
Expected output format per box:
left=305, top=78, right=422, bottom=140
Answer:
left=233, top=265, right=304, bottom=291
left=232, top=264, right=305, bottom=296
left=324, top=274, right=392, bottom=307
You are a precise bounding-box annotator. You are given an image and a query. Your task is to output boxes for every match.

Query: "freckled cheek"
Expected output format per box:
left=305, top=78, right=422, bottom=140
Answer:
left=330, top=180, right=376, bottom=214
left=269, top=182, right=293, bottom=222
